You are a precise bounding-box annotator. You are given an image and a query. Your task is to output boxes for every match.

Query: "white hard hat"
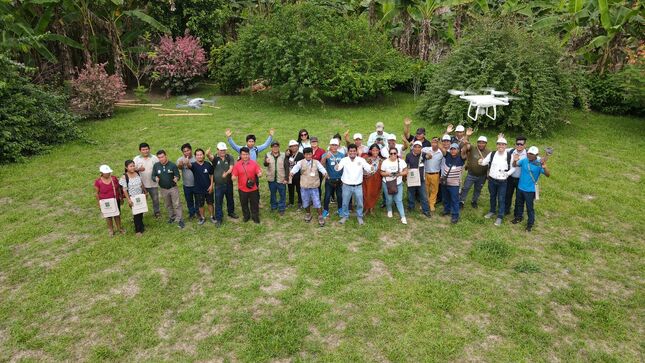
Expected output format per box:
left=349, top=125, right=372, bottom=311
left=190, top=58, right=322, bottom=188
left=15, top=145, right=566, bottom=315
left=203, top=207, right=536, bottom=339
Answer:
left=497, top=138, right=508, bottom=144
left=99, top=164, right=113, bottom=174
left=455, top=125, right=465, bottom=132
left=375, top=121, right=384, bottom=131
left=217, top=142, right=227, bottom=150
left=528, top=146, right=539, bottom=155
left=412, top=141, right=422, bottom=147
left=387, top=134, right=396, bottom=141
left=288, top=140, right=299, bottom=147
left=329, top=138, right=339, bottom=145
left=441, top=134, right=451, bottom=141
left=353, top=133, right=363, bottom=140
left=477, top=136, right=488, bottom=143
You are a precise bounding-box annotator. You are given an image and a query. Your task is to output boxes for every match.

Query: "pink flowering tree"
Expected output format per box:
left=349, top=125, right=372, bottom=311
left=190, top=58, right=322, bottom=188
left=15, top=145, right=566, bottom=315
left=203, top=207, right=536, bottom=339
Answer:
left=70, top=62, right=126, bottom=119
left=152, top=32, right=207, bottom=95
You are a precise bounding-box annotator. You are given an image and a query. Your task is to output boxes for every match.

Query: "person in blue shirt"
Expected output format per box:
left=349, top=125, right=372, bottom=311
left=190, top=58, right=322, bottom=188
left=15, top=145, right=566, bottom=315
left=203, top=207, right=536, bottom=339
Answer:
left=511, top=146, right=551, bottom=232
left=187, top=149, right=215, bottom=225
left=321, top=138, right=345, bottom=218
left=225, top=128, right=275, bottom=161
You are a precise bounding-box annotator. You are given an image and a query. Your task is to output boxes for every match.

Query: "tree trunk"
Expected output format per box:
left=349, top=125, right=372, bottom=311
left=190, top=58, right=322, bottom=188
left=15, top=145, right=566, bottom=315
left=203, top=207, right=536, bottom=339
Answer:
left=400, top=11, right=413, bottom=56
left=419, top=19, right=430, bottom=61
left=368, top=1, right=377, bottom=27
left=52, top=17, right=75, bottom=79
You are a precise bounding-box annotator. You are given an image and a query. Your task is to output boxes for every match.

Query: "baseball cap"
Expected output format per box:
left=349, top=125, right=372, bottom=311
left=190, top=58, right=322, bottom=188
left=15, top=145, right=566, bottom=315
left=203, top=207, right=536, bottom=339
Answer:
left=496, top=138, right=508, bottom=144
left=271, top=141, right=280, bottom=147
left=329, top=138, right=339, bottom=145
left=375, top=121, right=384, bottom=131
left=455, top=125, right=465, bottom=132
left=416, top=127, right=426, bottom=135
left=217, top=142, right=227, bottom=150
left=412, top=141, right=422, bottom=147
left=477, top=136, right=488, bottom=143
left=441, top=134, right=451, bottom=141
left=528, top=146, right=539, bottom=155
left=387, top=134, right=396, bottom=141
left=99, top=165, right=113, bottom=174
left=353, top=133, right=362, bottom=140
left=449, top=143, right=459, bottom=150
left=310, top=136, right=318, bottom=142
left=288, top=140, right=299, bottom=147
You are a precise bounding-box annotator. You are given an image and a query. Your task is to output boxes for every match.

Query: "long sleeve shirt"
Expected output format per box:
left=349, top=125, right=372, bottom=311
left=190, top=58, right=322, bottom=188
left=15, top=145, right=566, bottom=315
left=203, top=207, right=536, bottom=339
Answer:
left=227, top=135, right=273, bottom=161
left=480, top=150, right=516, bottom=180
left=335, top=156, right=374, bottom=185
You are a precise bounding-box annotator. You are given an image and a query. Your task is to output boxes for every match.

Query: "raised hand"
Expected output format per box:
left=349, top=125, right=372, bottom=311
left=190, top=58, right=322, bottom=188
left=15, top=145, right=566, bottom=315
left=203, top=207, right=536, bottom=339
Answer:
left=513, top=153, right=520, bottom=161
left=497, top=132, right=504, bottom=139
left=225, top=128, right=232, bottom=138
left=344, top=129, right=350, bottom=138
left=269, top=128, right=275, bottom=136
left=206, top=147, right=212, bottom=157
left=466, top=127, right=474, bottom=136
left=404, top=117, right=412, bottom=126
left=446, top=124, right=454, bottom=133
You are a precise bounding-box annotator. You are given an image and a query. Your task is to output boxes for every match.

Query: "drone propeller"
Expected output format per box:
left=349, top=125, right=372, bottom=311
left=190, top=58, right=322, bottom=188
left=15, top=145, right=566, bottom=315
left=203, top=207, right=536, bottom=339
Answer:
left=481, top=87, right=509, bottom=96
left=499, top=95, right=521, bottom=101
left=448, top=89, right=465, bottom=96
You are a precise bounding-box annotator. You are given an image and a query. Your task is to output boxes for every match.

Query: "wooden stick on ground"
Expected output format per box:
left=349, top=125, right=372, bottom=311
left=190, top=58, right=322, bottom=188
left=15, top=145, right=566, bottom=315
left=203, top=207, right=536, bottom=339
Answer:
left=203, top=105, right=221, bottom=109
left=158, top=113, right=213, bottom=117
left=117, top=99, right=138, bottom=103
left=115, top=103, right=163, bottom=107
left=151, top=107, right=189, bottom=113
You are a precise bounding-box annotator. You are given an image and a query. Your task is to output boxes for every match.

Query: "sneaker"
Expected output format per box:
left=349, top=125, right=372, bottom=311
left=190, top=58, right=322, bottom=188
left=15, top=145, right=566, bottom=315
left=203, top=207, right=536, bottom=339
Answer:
left=253, top=219, right=260, bottom=224
left=178, top=220, right=185, bottom=229
left=484, top=212, right=494, bottom=219
left=451, top=217, right=459, bottom=224
left=387, top=211, right=393, bottom=218
left=442, top=211, right=450, bottom=216
left=337, top=208, right=343, bottom=217
left=189, top=214, right=196, bottom=220
left=318, top=216, right=325, bottom=227
left=401, top=217, right=407, bottom=225
left=304, top=213, right=312, bottom=222
left=494, top=218, right=502, bottom=226
left=198, top=217, right=205, bottom=225
left=322, top=210, right=329, bottom=218
left=210, top=217, right=217, bottom=224
left=511, top=217, right=523, bottom=224
left=279, top=210, right=285, bottom=216
left=167, top=218, right=174, bottom=224
left=471, top=202, right=478, bottom=209
left=358, top=217, right=364, bottom=226
left=423, top=212, right=431, bottom=218
left=228, top=213, right=239, bottom=219
left=459, top=201, right=464, bottom=209
left=243, top=217, right=250, bottom=223
left=215, top=220, right=222, bottom=228
left=526, top=225, right=533, bottom=232
left=339, top=217, right=348, bottom=225
left=154, top=213, right=161, bottom=219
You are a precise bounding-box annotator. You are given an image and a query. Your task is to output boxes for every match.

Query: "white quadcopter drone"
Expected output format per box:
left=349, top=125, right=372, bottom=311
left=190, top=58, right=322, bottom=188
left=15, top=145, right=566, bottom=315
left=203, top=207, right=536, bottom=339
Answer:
left=448, top=88, right=519, bottom=121
left=176, top=96, right=216, bottom=109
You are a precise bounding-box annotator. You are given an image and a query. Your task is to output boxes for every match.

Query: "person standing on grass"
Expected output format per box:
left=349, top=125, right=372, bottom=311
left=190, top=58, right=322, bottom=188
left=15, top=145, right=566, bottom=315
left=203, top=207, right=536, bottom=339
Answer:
left=446, top=124, right=468, bottom=146
left=380, top=134, right=406, bottom=158
left=479, top=137, right=516, bottom=226
left=206, top=142, right=237, bottom=227
left=367, top=121, right=392, bottom=147
left=285, top=140, right=304, bottom=209
left=289, top=147, right=328, bottom=226
left=505, top=135, right=528, bottom=216
left=335, top=144, right=375, bottom=225
left=460, top=134, right=490, bottom=209
left=321, top=138, right=345, bottom=219
left=441, top=143, right=468, bottom=224
left=176, top=143, right=197, bottom=219
left=186, top=149, right=215, bottom=225
left=263, top=141, right=288, bottom=215
left=134, top=143, right=161, bottom=218
left=344, top=131, right=369, bottom=155
left=152, top=150, right=185, bottom=229
left=120, top=160, right=146, bottom=236
left=421, top=137, right=444, bottom=214
left=225, top=128, right=275, bottom=161
left=405, top=141, right=432, bottom=218
left=95, top=164, right=125, bottom=236
left=362, top=144, right=383, bottom=216
left=310, top=136, right=326, bottom=198
left=381, top=147, right=409, bottom=225
left=297, top=129, right=311, bottom=153
left=512, top=146, right=550, bottom=232
left=403, top=117, right=431, bottom=147
left=436, top=134, right=451, bottom=204
left=231, top=147, right=263, bottom=224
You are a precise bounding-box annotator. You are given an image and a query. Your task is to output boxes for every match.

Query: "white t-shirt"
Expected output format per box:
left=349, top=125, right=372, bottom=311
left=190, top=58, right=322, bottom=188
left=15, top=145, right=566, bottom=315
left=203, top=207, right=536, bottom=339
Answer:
left=133, top=154, right=159, bottom=188
left=509, top=148, right=527, bottom=178
left=381, top=158, right=407, bottom=185
left=380, top=144, right=403, bottom=158
left=335, top=156, right=373, bottom=185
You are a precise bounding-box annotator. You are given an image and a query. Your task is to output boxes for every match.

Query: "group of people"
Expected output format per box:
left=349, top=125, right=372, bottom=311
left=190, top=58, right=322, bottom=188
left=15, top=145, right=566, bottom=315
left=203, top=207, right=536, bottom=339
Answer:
left=94, top=119, right=551, bottom=236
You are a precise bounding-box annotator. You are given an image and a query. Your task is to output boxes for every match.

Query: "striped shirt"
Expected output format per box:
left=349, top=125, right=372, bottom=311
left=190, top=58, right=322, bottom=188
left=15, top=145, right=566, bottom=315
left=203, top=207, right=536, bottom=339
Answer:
left=441, top=154, right=465, bottom=187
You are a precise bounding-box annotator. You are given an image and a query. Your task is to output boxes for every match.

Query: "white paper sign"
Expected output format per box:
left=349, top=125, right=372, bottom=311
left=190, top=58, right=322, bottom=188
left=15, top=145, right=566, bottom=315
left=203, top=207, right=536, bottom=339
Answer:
left=407, top=168, right=421, bottom=187
left=535, top=183, right=540, bottom=201
left=100, top=198, right=120, bottom=218
left=130, top=194, right=148, bottom=215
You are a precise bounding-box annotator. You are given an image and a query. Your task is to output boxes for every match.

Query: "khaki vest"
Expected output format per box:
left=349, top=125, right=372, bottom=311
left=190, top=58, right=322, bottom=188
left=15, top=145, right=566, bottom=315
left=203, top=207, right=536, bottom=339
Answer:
left=298, top=159, right=321, bottom=188
left=265, top=152, right=287, bottom=182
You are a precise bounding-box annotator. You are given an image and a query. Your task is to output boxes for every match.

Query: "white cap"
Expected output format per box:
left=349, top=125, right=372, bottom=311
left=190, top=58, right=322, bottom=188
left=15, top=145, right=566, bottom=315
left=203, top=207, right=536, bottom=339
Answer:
left=217, top=142, right=227, bottom=150
left=353, top=133, right=363, bottom=140
left=329, top=138, right=339, bottom=145
left=375, top=121, right=384, bottom=131
left=496, top=138, right=508, bottom=144
left=455, top=125, right=465, bottom=132
left=99, top=164, right=113, bottom=174
left=387, top=134, right=396, bottom=141
left=441, top=134, right=451, bottom=141
left=412, top=141, right=422, bottom=147
left=477, top=136, right=488, bottom=143
left=288, top=140, right=299, bottom=147
left=528, top=146, right=539, bottom=155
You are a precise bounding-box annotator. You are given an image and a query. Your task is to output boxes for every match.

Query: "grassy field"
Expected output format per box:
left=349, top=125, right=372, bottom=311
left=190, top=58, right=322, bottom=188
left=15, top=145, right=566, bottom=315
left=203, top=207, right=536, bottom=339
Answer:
left=0, top=90, right=643, bottom=362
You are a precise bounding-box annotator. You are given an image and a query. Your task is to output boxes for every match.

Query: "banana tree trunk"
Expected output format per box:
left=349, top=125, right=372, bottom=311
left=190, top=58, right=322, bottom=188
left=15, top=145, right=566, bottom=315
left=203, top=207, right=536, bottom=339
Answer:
left=418, top=19, right=431, bottom=61
left=368, top=0, right=377, bottom=27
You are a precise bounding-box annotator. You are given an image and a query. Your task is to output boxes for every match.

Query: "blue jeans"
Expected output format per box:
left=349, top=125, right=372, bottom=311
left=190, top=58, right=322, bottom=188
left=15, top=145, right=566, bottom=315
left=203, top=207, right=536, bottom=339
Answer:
left=407, top=182, right=430, bottom=213
left=514, top=189, right=536, bottom=226
left=268, top=181, right=286, bottom=212
left=460, top=172, right=486, bottom=204
left=214, top=184, right=228, bottom=221
left=324, top=179, right=343, bottom=213
left=442, top=185, right=460, bottom=218
left=488, top=178, right=508, bottom=218
left=183, top=185, right=197, bottom=217
left=341, top=184, right=363, bottom=218
left=385, top=182, right=405, bottom=218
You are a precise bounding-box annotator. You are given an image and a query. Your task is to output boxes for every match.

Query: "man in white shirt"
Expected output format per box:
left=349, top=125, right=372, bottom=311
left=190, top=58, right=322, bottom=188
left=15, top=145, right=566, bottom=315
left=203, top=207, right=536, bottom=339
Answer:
left=367, top=121, right=392, bottom=147
left=133, top=142, right=161, bottom=217
left=380, top=134, right=406, bottom=158
left=479, top=137, right=516, bottom=226
left=334, top=144, right=375, bottom=225
left=505, top=135, right=527, bottom=216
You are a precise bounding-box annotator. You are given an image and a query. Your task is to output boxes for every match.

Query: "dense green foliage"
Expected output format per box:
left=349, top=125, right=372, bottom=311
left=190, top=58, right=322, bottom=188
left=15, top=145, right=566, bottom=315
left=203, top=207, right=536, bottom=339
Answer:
left=211, top=4, right=412, bottom=104
left=0, top=57, right=80, bottom=163
left=416, top=20, right=574, bottom=136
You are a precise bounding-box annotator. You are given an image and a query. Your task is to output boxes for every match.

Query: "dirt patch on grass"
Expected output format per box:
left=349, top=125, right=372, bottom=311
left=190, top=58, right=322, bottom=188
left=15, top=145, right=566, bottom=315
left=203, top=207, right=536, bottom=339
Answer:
left=460, top=334, right=503, bottom=361
left=0, top=197, right=13, bottom=206
left=153, top=268, right=170, bottom=286
left=10, top=350, right=51, bottom=363
left=463, top=313, right=491, bottom=330
left=366, top=260, right=392, bottom=281
left=110, top=277, right=140, bottom=299
left=307, top=325, right=341, bottom=350
left=252, top=296, right=282, bottom=320
left=260, top=266, right=296, bottom=294
left=157, top=310, right=175, bottom=340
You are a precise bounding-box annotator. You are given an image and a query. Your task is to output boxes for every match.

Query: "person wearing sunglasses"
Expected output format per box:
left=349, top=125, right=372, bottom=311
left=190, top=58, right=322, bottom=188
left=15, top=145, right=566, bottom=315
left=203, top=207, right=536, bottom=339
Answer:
left=381, top=147, right=409, bottom=224
left=478, top=137, right=516, bottom=226
left=297, top=129, right=311, bottom=153
left=505, top=135, right=527, bottom=216
left=334, top=144, right=375, bottom=225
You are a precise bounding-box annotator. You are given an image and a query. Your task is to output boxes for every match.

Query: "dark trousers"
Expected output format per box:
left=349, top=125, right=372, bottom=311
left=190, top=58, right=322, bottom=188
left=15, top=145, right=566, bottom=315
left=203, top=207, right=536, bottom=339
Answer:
left=239, top=189, right=260, bottom=222
left=268, top=181, right=286, bottom=212
left=514, top=190, right=536, bottom=226
left=488, top=178, right=508, bottom=218
left=225, top=180, right=235, bottom=215
left=323, top=179, right=342, bottom=212
left=437, top=183, right=443, bottom=203
left=133, top=213, right=144, bottom=233
left=407, top=182, right=430, bottom=213
left=214, top=184, right=227, bottom=221
left=288, top=180, right=302, bottom=206
left=183, top=185, right=197, bottom=217
left=442, top=185, right=460, bottom=218
left=504, top=176, right=519, bottom=215
left=460, top=172, right=487, bottom=204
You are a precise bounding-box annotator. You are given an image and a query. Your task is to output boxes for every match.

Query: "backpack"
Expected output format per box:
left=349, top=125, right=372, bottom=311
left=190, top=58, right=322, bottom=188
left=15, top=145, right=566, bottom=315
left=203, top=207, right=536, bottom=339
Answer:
left=123, top=171, right=141, bottom=195
left=487, top=150, right=512, bottom=173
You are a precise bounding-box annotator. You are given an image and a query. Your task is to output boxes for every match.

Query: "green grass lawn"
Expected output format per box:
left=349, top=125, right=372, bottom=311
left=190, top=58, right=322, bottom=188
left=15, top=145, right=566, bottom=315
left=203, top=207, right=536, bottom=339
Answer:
left=0, top=90, right=643, bottom=362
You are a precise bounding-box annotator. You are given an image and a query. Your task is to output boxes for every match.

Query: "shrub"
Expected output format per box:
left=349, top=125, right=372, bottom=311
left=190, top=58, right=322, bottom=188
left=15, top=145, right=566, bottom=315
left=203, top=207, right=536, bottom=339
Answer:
left=152, top=32, right=207, bottom=95
left=587, top=52, right=644, bottom=116
left=211, top=4, right=412, bottom=104
left=416, top=19, right=575, bottom=136
left=70, top=62, right=126, bottom=119
left=0, top=56, right=81, bottom=163
left=209, top=43, right=243, bottom=94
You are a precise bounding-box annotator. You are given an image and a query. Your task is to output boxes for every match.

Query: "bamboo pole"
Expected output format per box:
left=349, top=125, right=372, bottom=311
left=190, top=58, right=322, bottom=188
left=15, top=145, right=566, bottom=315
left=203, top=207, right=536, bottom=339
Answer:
left=203, top=105, right=221, bottom=109
left=115, top=103, right=163, bottom=107
left=117, top=99, right=138, bottom=103
left=158, top=113, right=213, bottom=117
left=151, top=107, right=189, bottom=113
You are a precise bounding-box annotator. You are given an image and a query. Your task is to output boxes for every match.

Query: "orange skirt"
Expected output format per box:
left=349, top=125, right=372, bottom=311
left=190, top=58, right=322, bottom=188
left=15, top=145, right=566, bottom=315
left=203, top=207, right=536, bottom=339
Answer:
left=363, top=172, right=382, bottom=210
